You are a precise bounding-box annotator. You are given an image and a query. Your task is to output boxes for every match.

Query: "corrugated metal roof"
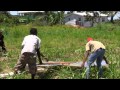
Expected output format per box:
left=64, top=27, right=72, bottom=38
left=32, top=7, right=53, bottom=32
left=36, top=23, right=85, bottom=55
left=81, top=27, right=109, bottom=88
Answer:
left=18, top=11, right=44, bottom=14
left=74, top=12, right=108, bottom=16
left=65, top=12, right=108, bottom=17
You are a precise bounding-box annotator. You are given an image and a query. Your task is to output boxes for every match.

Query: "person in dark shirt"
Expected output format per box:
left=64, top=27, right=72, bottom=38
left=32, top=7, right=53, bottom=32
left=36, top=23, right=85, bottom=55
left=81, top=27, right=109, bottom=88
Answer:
left=0, top=30, right=7, bottom=53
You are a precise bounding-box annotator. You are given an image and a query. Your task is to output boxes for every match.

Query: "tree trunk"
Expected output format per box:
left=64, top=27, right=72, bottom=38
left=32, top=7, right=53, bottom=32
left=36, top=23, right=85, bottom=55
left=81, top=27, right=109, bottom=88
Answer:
left=110, top=11, right=118, bottom=24
left=91, top=20, right=94, bottom=27
left=110, top=15, right=114, bottom=24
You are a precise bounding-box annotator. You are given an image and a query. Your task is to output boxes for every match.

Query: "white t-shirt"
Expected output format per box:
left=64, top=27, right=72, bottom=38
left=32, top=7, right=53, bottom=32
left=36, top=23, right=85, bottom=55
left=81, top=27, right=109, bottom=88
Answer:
left=21, top=35, right=41, bottom=55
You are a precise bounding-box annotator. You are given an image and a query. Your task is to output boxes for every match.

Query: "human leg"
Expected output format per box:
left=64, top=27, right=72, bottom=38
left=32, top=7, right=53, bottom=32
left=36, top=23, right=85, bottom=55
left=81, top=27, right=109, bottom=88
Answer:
left=1, top=42, right=7, bottom=52
left=27, top=53, right=37, bottom=79
left=14, top=54, right=26, bottom=74
left=96, top=49, right=105, bottom=78
left=86, top=53, right=99, bottom=79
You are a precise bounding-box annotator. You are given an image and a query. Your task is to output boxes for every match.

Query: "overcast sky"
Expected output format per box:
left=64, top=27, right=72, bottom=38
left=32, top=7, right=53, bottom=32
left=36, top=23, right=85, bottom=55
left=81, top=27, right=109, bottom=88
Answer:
left=10, top=11, right=120, bottom=20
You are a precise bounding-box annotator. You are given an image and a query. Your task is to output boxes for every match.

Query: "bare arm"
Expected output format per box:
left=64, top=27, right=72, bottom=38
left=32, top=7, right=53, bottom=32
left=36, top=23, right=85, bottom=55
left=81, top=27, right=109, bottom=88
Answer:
left=36, top=49, right=43, bottom=64
left=39, top=52, right=45, bottom=57
left=103, top=56, right=109, bottom=64
left=40, top=52, right=49, bottom=62
left=81, top=50, right=90, bottom=67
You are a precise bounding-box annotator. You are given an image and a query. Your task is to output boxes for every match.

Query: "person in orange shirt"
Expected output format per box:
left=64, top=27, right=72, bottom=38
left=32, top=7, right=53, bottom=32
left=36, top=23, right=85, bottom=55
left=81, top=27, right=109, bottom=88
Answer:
left=81, top=37, right=107, bottom=79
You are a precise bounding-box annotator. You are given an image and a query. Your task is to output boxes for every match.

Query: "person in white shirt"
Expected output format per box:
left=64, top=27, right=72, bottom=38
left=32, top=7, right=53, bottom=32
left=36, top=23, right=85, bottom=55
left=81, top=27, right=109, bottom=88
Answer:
left=14, top=28, right=48, bottom=79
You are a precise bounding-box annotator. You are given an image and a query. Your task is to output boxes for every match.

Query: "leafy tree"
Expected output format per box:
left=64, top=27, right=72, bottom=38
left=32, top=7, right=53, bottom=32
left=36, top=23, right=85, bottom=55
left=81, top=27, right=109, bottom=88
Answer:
left=85, top=11, right=100, bottom=27
left=0, top=11, right=11, bottom=17
left=43, top=11, right=65, bottom=25
left=100, top=11, right=118, bottom=24
left=0, top=11, right=19, bottom=25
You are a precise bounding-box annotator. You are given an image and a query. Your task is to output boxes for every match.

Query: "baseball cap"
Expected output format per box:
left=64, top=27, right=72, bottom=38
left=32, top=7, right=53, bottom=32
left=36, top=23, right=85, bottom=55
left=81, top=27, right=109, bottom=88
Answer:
left=87, top=37, right=93, bottom=42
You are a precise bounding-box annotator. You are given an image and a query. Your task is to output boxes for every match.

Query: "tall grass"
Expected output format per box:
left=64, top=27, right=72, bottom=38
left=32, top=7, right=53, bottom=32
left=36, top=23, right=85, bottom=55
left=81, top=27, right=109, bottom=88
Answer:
left=0, top=23, right=120, bottom=79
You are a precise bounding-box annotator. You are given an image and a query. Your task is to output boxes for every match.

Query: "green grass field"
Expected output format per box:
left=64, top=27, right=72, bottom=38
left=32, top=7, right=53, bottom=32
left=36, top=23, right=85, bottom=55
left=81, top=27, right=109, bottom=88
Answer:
left=0, top=23, right=120, bottom=79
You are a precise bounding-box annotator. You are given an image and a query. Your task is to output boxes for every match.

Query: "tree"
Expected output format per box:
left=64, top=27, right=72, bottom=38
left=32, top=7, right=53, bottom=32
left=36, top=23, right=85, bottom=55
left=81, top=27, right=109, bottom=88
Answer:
left=0, top=11, right=11, bottom=17
left=100, top=11, right=118, bottom=24
left=85, top=11, right=100, bottom=27
left=43, top=11, right=65, bottom=25
left=0, top=11, right=19, bottom=25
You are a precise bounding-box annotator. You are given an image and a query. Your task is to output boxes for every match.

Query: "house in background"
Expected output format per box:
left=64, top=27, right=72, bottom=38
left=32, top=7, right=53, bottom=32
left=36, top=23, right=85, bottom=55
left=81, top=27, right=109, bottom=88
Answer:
left=17, top=11, right=108, bottom=26
left=64, top=12, right=108, bottom=27
left=17, top=11, right=45, bottom=16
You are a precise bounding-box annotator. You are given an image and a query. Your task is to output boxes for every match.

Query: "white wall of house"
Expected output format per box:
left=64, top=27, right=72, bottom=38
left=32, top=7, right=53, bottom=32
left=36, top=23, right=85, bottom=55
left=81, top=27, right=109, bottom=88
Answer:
left=84, top=21, right=92, bottom=27
left=101, top=16, right=108, bottom=22
left=82, top=17, right=91, bottom=27
left=64, top=13, right=108, bottom=27
left=64, top=14, right=84, bottom=25
left=65, top=19, right=76, bottom=25
left=64, top=14, right=91, bottom=26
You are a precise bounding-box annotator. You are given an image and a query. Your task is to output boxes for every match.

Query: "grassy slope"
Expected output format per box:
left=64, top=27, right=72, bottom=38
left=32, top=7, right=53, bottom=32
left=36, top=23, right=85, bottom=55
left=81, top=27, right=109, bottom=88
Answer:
left=0, top=23, right=120, bottom=79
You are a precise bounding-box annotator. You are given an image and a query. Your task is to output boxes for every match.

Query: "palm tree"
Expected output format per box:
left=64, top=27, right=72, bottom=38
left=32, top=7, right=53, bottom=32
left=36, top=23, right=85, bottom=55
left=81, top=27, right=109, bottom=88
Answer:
left=43, top=11, right=65, bottom=25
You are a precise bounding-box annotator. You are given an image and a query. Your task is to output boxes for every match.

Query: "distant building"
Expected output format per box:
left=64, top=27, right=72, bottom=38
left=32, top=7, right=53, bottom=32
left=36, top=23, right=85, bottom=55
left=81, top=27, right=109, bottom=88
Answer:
left=17, top=11, right=109, bottom=27
left=17, top=11, right=44, bottom=16
left=64, top=12, right=108, bottom=27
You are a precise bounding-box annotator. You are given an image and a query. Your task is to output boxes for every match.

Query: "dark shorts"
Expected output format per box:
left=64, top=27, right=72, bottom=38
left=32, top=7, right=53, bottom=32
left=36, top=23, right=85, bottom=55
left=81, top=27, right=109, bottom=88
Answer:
left=14, top=52, right=37, bottom=74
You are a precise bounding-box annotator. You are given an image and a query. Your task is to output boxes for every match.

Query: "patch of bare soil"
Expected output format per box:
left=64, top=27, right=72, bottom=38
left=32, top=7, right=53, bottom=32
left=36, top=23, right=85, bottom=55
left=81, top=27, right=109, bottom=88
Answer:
left=0, top=57, right=8, bottom=62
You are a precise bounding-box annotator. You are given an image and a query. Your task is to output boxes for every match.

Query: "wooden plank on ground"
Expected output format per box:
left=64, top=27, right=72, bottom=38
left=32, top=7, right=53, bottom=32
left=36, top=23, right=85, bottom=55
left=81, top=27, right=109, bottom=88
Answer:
left=37, top=60, right=108, bottom=67
left=0, top=60, right=108, bottom=78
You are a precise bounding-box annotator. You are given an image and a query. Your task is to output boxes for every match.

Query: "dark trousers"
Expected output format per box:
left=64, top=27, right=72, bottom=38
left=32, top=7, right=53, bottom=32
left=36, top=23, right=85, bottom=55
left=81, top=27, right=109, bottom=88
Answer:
left=86, top=48, right=105, bottom=79
left=0, top=42, right=6, bottom=52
